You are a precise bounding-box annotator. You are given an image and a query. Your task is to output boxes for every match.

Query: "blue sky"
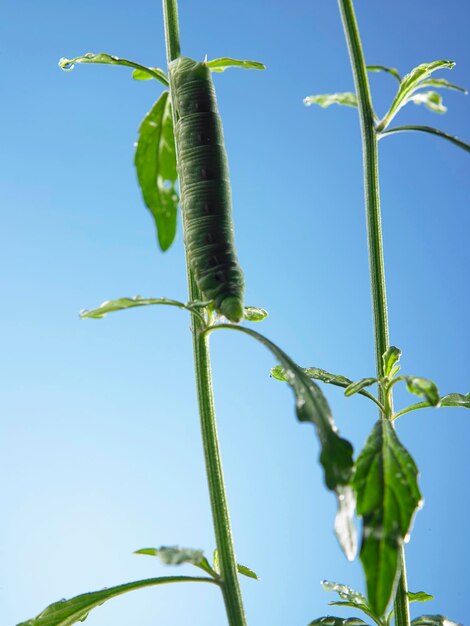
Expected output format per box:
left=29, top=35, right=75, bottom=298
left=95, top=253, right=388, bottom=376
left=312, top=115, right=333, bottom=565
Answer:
left=1, top=1, right=469, bottom=625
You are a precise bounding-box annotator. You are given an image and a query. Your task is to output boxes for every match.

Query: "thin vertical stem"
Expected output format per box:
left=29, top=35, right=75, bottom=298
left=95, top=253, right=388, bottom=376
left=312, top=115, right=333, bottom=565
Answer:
left=337, top=0, right=388, bottom=388
left=161, top=2, right=248, bottom=624
left=162, top=0, right=180, bottom=63
left=337, top=1, right=410, bottom=625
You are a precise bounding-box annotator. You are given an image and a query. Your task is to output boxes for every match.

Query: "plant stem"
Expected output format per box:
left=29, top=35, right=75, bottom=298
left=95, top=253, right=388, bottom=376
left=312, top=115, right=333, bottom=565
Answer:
left=337, top=1, right=410, bottom=625
left=337, top=0, right=388, bottom=388
left=161, top=2, right=248, bottom=625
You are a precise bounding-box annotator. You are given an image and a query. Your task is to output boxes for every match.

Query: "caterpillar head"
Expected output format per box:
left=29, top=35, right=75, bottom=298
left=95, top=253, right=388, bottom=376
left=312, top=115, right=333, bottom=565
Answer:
left=219, top=296, right=244, bottom=324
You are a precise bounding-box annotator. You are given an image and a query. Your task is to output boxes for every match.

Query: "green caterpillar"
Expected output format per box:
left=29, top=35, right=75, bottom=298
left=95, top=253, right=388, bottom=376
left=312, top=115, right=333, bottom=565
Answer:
left=169, top=56, right=245, bottom=323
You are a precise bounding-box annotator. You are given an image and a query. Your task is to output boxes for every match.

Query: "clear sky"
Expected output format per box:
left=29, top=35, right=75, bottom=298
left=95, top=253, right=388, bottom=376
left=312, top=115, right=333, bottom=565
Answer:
left=1, top=1, right=469, bottom=625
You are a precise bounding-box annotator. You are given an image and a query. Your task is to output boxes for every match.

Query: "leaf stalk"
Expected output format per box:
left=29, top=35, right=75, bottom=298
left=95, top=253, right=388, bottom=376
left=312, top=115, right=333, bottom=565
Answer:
left=379, top=125, right=470, bottom=153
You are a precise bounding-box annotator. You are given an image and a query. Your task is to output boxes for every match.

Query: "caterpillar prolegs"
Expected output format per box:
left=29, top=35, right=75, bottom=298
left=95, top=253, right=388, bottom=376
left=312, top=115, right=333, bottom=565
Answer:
left=169, top=56, right=245, bottom=323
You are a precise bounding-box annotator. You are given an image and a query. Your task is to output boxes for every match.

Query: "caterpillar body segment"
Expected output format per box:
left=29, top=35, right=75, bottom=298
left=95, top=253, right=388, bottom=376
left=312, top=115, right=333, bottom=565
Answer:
left=169, top=56, right=245, bottom=323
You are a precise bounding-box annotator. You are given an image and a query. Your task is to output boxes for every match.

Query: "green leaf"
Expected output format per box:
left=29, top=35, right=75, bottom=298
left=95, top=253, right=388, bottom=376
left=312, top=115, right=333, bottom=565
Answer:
left=80, top=296, right=198, bottom=319
left=16, top=576, right=217, bottom=626
left=211, top=325, right=356, bottom=560
left=304, top=92, right=358, bottom=108
left=408, top=591, right=434, bottom=603
left=419, top=77, right=467, bottom=93
left=321, top=580, right=369, bottom=608
left=243, top=306, right=268, bottom=322
left=270, top=365, right=288, bottom=381
left=303, top=367, right=353, bottom=387
left=134, top=546, right=218, bottom=577
left=353, top=420, right=423, bottom=617
left=334, top=485, right=358, bottom=565
left=272, top=366, right=381, bottom=410
left=367, top=65, right=401, bottom=82
left=134, top=546, right=204, bottom=565
left=237, top=563, right=259, bottom=580
left=404, top=377, right=440, bottom=406
left=132, top=67, right=168, bottom=83
left=440, top=392, right=470, bottom=408
left=135, top=91, right=178, bottom=251
left=394, top=391, right=470, bottom=420
left=411, top=616, right=462, bottom=626
left=382, top=347, right=401, bottom=378
left=58, top=52, right=168, bottom=86
left=211, top=549, right=258, bottom=580
left=379, top=125, right=470, bottom=154
left=345, top=378, right=377, bottom=397
left=320, top=580, right=380, bottom=623
left=271, top=365, right=383, bottom=408
left=308, top=618, right=369, bottom=626
left=272, top=366, right=351, bottom=388
left=409, top=91, right=447, bottom=114
left=269, top=358, right=356, bottom=495
left=206, top=57, right=266, bottom=72
left=377, top=60, right=456, bottom=131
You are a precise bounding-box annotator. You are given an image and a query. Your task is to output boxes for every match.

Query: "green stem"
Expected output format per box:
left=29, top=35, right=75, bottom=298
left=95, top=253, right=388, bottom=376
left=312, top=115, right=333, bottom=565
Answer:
left=394, top=549, right=411, bottom=626
left=337, top=1, right=410, bottom=625
left=161, top=2, right=247, bottom=625
left=337, top=0, right=388, bottom=389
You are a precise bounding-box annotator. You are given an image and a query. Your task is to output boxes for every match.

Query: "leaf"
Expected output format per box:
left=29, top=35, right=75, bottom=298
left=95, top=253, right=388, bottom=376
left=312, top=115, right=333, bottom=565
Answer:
left=320, top=580, right=379, bottom=622
left=16, top=576, right=217, bottom=626
left=382, top=347, right=401, bottom=378
left=321, top=580, right=368, bottom=608
left=440, top=392, right=470, bottom=408
left=132, top=67, right=168, bottom=83
left=377, top=60, right=456, bottom=131
left=272, top=366, right=380, bottom=410
left=409, top=91, right=447, bottom=114
left=272, top=366, right=351, bottom=388
left=135, top=91, right=178, bottom=251
left=378, top=125, right=470, bottom=154
left=303, top=367, right=353, bottom=387
left=308, top=618, right=369, bottom=626
left=134, top=546, right=204, bottom=565
left=353, top=420, right=423, bottom=617
left=134, top=546, right=219, bottom=578
left=211, top=324, right=356, bottom=560
left=243, top=306, right=268, bottom=322
left=206, top=57, right=266, bottom=72
left=210, top=549, right=258, bottom=580
left=345, top=378, right=377, bottom=397
left=58, top=52, right=168, bottom=86
left=419, top=78, right=467, bottom=93
left=304, top=93, right=358, bottom=108
left=404, top=377, right=440, bottom=406
left=367, top=65, right=402, bottom=82
left=80, top=296, right=197, bottom=319
left=408, top=591, right=434, bottom=602
left=334, top=486, right=358, bottom=565
left=270, top=365, right=287, bottom=381
left=411, top=616, right=462, bottom=626
left=237, top=563, right=259, bottom=580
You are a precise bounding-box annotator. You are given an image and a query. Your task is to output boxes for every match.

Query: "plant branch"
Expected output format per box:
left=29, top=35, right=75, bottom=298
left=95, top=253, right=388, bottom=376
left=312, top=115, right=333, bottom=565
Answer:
left=379, top=125, right=470, bottom=153
left=337, top=1, right=410, bottom=624
left=392, top=401, right=430, bottom=420
left=161, top=2, right=247, bottom=624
